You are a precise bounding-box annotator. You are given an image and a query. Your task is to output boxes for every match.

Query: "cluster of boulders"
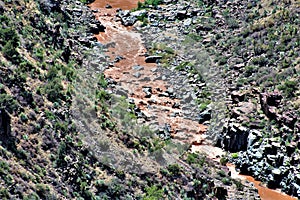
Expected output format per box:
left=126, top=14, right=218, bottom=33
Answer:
left=229, top=92, right=300, bottom=195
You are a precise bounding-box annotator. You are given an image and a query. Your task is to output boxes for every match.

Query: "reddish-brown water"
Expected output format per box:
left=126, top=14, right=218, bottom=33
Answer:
left=91, top=0, right=139, bottom=10
left=89, top=1, right=297, bottom=199
left=89, top=0, right=207, bottom=144
left=227, top=164, right=297, bottom=200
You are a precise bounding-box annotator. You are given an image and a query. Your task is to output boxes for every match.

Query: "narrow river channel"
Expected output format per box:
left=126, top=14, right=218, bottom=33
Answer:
left=89, top=1, right=297, bottom=199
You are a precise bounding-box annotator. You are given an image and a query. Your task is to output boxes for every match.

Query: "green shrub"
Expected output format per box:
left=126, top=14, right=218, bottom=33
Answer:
left=197, top=97, right=211, bottom=112
left=278, top=80, right=297, bottom=98
left=98, top=74, right=108, bottom=89
left=167, top=164, right=181, bottom=176
left=19, top=60, right=34, bottom=72
left=251, top=56, right=268, bottom=66
left=221, top=177, right=232, bottom=185
left=47, top=66, right=59, bottom=80
left=137, top=0, right=162, bottom=9
left=64, top=63, right=76, bottom=81
left=143, top=185, right=164, bottom=200
left=43, top=78, right=65, bottom=102
left=2, top=40, right=20, bottom=61
left=79, top=0, right=93, bottom=3
left=227, top=18, right=239, bottom=29
left=218, top=170, right=226, bottom=177
left=33, top=47, right=44, bottom=61
left=244, top=65, right=258, bottom=77
left=231, top=153, right=239, bottom=159
left=96, top=89, right=110, bottom=104
left=20, top=112, right=28, bottom=122
left=187, top=152, right=198, bottom=164
left=0, top=28, right=19, bottom=46
left=0, top=187, right=9, bottom=198
left=220, top=156, right=228, bottom=165
left=0, top=93, right=18, bottom=113
left=233, top=179, right=244, bottom=191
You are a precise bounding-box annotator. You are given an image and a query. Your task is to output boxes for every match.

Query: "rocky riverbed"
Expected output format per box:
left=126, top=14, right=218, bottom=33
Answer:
left=88, top=0, right=264, bottom=199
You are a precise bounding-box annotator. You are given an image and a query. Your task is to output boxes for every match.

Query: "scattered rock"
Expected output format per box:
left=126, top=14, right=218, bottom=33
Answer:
left=198, top=109, right=211, bottom=123
left=145, top=55, right=162, bottom=63
left=114, top=55, right=124, bottom=62
left=142, top=87, right=152, bottom=98
left=132, top=65, right=144, bottom=71
left=133, top=72, right=142, bottom=78
left=116, top=89, right=128, bottom=98
left=105, top=4, right=112, bottom=9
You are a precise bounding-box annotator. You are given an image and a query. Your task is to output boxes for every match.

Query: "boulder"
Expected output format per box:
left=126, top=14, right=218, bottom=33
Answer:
left=132, top=65, right=144, bottom=71
left=89, top=21, right=105, bottom=34
left=114, top=55, right=124, bottom=63
left=222, top=123, right=249, bottom=152
left=214, top=186, right=228, bottom=200
left=142, top=87, right=152, bottom=98
left=231, top=102, right=255, bottom=118
left=286, top=142, right=297, bottom=156
left=133, top=72, right=142, bottom=78
left=105, top=4, right=112, bottom=8
left=117, top=10, right=141, bottom=26
left=247, top=130, right=261, bottom=148
left=231, top=90, right=246, bottom=103
left=183, top=18, right=192, bottom=26
left=131, top=10, right=147, bottom=18
left=260, top=91, right=282, bottom=119
left=176, top=10, right=188, bottom=20
left=198, top=109, right=211, bottom=123
left=264, top=144, right=278, bottom=155
left=145, top=56, right=162, bottom=63
left=116, top=89, right=128, bottom=98
left=122, top=16, right=137, bottom=26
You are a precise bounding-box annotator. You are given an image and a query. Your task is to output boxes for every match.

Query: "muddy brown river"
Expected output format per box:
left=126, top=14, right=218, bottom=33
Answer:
left=89, top=0, right=297, bottom=199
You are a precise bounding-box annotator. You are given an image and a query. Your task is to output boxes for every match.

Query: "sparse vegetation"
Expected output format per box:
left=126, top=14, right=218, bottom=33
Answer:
left=1, top=0, right=298, bottom=199
left=137, top=0, right=162, bottom=9
left=143, top=185, right=164, bottom=200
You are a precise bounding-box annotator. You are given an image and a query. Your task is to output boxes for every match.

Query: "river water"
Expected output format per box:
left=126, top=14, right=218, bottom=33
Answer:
left=89, top=0, right=297, bottom=199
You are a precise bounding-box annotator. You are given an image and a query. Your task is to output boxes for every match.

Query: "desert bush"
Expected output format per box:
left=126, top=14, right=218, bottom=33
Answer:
left=43, top=78, right=65, bottom=102
left=143, top=185, right=164, bottom=200
left=137, top=0, right=162, bottom=9
left=2, top=40, right=20, bottom=62
left=167, top=164, right=181, bottom=176
left=278, top=80, right=297, bottom=98
left=0, top=93, right=18, bottom=113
